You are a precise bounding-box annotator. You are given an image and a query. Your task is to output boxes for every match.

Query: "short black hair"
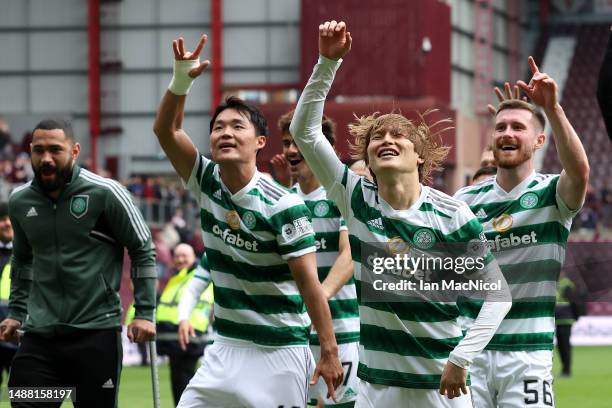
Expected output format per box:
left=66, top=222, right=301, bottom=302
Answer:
left=472, top=166, right=497, bottom=182
left=209, top=96, right=268, bottom=137
left=0, top=202, right=8, bottom=219
left=33, top=118, right=75, bottom=142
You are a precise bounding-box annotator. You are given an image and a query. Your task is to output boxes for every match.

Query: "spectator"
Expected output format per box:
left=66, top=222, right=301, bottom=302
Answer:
left=555, top=271, right=579, bottom=377
left=157, top=244, right=214, bottom=406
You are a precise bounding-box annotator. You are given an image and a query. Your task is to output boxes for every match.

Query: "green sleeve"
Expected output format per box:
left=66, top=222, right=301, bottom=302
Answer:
left=105, top=182, right=157, bottom=322
left=7, top=203, right=32, bottom=323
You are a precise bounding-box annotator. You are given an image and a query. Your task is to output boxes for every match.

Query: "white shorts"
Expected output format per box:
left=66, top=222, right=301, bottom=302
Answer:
left=178, top=337, right=315, bottom=408
left=309, top=341, right=359, bottom=406
left=470, top=350, right=555, bottom=408
left=355, top=380, right=472, bottom=408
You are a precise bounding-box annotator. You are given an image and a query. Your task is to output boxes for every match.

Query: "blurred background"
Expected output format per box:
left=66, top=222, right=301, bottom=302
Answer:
left=0, top=0, right=610, bottom=406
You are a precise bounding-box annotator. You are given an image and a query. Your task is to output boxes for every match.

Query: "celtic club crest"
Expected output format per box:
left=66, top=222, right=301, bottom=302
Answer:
left=519, top=192, right=539, bottom=209
left=313, top=201, right=330, bottom=217
left=242, top=211, right=257, bottom=229
left=413, top=228, right=436, bottom=249
left=70, top=195, right=89, bottom=219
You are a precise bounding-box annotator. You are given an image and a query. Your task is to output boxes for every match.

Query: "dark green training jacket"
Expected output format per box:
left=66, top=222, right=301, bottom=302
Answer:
left=8, top=166, right=156, bottom=336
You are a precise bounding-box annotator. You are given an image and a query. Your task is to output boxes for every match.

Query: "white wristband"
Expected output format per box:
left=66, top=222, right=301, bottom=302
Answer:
left=168, top=59, right=200, bottom=95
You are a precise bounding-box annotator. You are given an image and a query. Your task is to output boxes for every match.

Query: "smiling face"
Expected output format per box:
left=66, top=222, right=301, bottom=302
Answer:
left=30, top=128, right=80, bottom=194
left=281, top=132, right=313, bottom=180
left=173, top=243, right=196, bottom=271
left=493, top=108, right=544, bottom=169
left=210, top=108, right=266, bottom=165
left=366, top=127, right=425, bottom=182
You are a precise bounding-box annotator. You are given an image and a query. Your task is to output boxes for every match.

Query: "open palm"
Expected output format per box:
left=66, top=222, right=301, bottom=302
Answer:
left=319, top=20, right=352, bottom=61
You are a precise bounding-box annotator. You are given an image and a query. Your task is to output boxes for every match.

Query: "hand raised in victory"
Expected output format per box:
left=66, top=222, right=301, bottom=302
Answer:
left=517, top=56, right=558, bottom=111
left=172, top=34, right=210, bottom=79
left=319, top=20, right=352, bottom=61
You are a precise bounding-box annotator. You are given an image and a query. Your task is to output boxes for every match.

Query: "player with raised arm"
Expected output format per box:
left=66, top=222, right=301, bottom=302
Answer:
left=455, top=58, right=589, bottom=407
left=277, top=110, right=359, bottom=407
left=153, top=34, right=343, bottom=407
left=290, top=21, right=512, bottom=407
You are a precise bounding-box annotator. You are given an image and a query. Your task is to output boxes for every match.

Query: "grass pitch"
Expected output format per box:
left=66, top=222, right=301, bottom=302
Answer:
left=7, top=345, right=608, bottom=407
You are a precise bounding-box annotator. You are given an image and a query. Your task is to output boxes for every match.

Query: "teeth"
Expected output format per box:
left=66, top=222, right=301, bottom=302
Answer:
left=379, top=149, right=398, bottom=157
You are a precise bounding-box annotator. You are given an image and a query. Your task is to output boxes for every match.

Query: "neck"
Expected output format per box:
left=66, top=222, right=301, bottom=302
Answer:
left=496, top=160, right=534, bottom=193
left=377, top=171, right=422, bottom=210
left=219, top=162, right=256, bottom=194
left=297, top=174, right=320, bottom=195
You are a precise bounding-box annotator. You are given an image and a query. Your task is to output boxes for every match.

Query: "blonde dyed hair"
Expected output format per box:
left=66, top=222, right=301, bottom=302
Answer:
left=348, top=111, right=452, bottom=184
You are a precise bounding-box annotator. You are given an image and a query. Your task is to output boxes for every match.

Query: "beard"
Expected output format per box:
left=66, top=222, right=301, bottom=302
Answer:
left=493, top=143, right=534, bottom=169
left=33, top=162, right=74, bottom=193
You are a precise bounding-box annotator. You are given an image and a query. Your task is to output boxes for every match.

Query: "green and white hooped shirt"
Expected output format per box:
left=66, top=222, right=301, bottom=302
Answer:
left=187, top=154, right=317, bottom=347
left=290, top=55, right=511, bottom=389
left=455, top=172, right=579, bottom=351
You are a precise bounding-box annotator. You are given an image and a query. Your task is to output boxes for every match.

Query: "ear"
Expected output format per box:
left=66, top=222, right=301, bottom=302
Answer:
left=534, top=132, right=546, bottom=150
left=416, top=155, right=425, bottom=165
left=256, top=135, right=267, bottom=151
left=72, top=142, right=81, bottom=159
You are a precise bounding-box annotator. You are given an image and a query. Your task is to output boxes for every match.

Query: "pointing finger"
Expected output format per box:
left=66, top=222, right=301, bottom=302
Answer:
left=528, top=56, right=539, bottom=74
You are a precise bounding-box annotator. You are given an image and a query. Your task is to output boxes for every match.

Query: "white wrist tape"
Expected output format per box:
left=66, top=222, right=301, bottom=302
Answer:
left=168, top=59, right=200, bottom=95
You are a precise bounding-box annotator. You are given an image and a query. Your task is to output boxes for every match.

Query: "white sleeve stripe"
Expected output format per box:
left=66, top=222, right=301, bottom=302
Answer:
left=81, top=171, right=150, bottom=241
left=81, top=172, right=149, bottom=244
left=9, top=181, right=32, bottom=197
left=80, top=171, right=149, bottom=244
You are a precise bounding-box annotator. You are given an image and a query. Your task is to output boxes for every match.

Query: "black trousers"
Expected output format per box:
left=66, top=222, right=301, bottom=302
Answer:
left=168, top=353, right=200, bottom=406
left=556, top=324, right=573, bottom=375
left=8, top=329, right=122, bottom=408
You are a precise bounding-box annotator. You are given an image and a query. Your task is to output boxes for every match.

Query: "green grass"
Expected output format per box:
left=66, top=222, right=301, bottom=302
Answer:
left=2, top=346, right=610, bottom=407
left=553, top=346, right=612, bottom=408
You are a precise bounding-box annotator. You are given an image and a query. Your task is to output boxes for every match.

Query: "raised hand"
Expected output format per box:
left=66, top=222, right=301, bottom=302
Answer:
left=270, top=154, right=292, bottom=187
left=517, top=56, right=558, bottom=111
left=487, top=82, right=529, bottom=115
left=319, top=20, right=352, bottom=61
left=172, top=34, right=210, bottom=79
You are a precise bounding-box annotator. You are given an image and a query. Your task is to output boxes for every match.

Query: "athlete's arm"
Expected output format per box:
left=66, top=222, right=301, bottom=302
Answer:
left=597, top=26, right=612, bottom=142
left=288, top=253, right=343, bottom=401
left=517, top=57, right=589, bottom=210
left=321, top=230, right=353, bottom=299
left=153, top=35, right=210, bottom=182
left=440, top=210, right=512, bottom=399
left=289, top=21, right=352, bottom=190
left=177, top=277, right=211, bottom=351
left=105, top=183, right=157, bottom=343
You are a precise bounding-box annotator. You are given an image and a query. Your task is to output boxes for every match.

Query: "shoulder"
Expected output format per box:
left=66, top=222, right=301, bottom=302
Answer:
left=78, top=169, right=132, bottom=201
left=453, top=177, right=495, bottom=200
left=532, top=173, right=559, bottom=189
left=9, top=181, right=33, bottom=202
left=425, top=187, right=470, bottom=218
left=254, top=176, right=297, bottom=207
